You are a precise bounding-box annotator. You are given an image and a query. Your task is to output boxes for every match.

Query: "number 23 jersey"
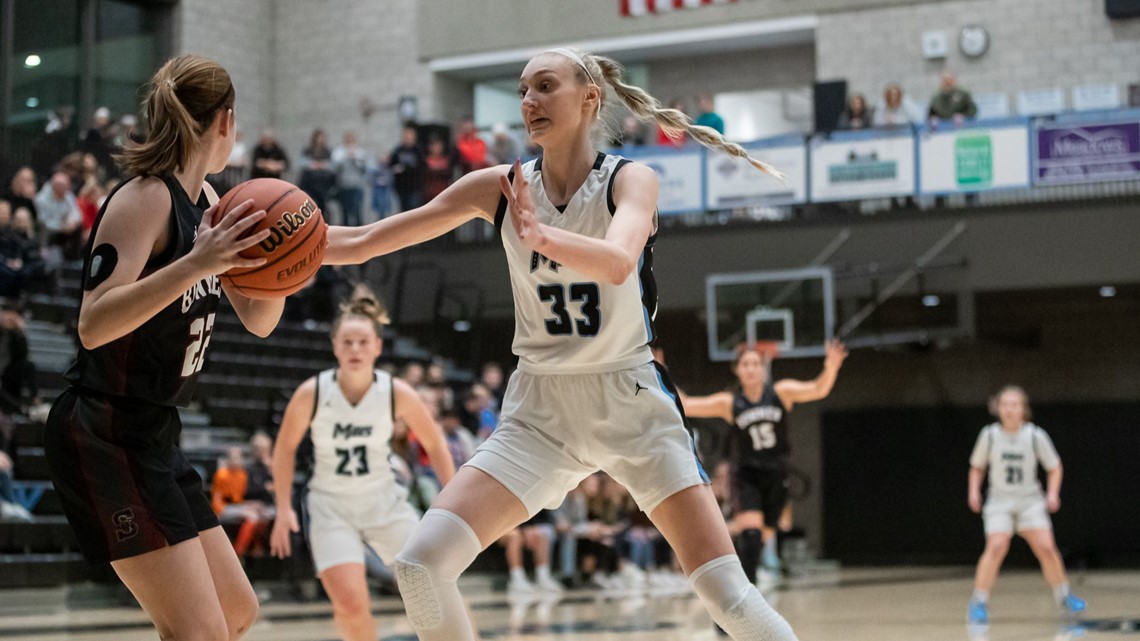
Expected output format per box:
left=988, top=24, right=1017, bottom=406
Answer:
left=497, top=153, right=657, bottom=375
left=308, top=369, right=397, bottom=496
left=970, top=422, right=1060, bottom=498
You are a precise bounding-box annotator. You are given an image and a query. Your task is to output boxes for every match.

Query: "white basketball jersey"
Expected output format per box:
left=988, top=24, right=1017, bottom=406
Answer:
left=497, top=152, right=656, bottom=375
left=969, top=422, right=1061, bottom=497
left=308, top=369, right=397, bottom=495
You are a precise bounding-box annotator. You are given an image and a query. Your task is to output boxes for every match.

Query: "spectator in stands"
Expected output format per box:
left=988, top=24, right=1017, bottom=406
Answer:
left=210, top=126, right=248, bottom=195
left=80, top=106, right=117, bottom=177
left=422, top=136, right=456, bottom=203
left=300, top=129, right=336, bottom=215
left=4, top=167, right=38, bottom=226
left=31, top=107, right=75, bottom=183
left=657, top=99, right=689, bottom=146
left=369, top=154, right=393, bottom=219
left=250, top=127, right=290, bottom=180
left=245, top=432, right=274, bottom=506
left=34, top=172, right=83, bottom=260
left=929, top=70, right=977, bottom=127
left=212, top=446, right=270, bottom=558
left=454, top=116, right=489, bottom=173
left=0, top=300, right=38, bottom=416
left=489, top=123, right=520, bottom=166
left=401, top=361, right=425, bottom=387
left=76, top=177, right=103, bottom=241
left=332, top=131, right=369, bottom=227
left=874, top=83, right=923, bottom=128
left=480, top=361, right=505, bottom=410
left=838, top=93, right=873, bottom=130
left=499, top=511, right=562, bottom=594
left=0, top=414, right=33, bottom=522
left=426, top=360, right=454, bottom=410
left=389, top=125, right=425, bottom=212
left=458, top=384, right=496, bottom=441
left=611, top=115, right=646, bottom=148
left=2, top=207, right=46, bottom=299
left=438, top=408, right=476, bottom=470
left=694, top=93, right=725, bottom=135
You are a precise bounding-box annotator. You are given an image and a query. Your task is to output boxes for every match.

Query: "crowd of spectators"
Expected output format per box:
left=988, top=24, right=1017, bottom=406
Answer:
left=839, top=71, right=978, bottom=132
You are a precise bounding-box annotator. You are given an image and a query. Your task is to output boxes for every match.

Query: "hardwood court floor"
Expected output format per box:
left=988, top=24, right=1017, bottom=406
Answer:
left=1, top=568, right=1137, bottom=641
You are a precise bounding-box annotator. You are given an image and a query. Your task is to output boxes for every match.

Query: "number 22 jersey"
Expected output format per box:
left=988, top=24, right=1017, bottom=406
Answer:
left=496, top=152, right=657, bottom=375
left=66, top=175, right=221, bottom=407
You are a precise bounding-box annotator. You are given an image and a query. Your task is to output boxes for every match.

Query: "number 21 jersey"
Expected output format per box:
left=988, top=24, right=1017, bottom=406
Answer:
left=969, top=423, right=1060, bottom=497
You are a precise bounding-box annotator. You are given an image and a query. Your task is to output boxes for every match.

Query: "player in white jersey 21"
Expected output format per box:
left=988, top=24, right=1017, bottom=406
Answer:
left=268, top=296, right=455, bottom=641
left=324, top=47, right=795, bottom=641
left=966, top=385, right=1085, bottom=624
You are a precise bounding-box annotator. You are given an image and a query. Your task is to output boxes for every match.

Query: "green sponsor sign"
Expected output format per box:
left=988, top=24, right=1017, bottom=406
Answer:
left=955, top=134, right=993, bottom=186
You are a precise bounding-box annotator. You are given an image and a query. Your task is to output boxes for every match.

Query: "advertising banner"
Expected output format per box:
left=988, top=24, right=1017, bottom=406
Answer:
left=705, top=139, right=807, bottom=207
left=809, top=132, right=916, bottom=202
left=623, top=147, right=705, bottom=215
left=1034, top=118, right=1140, bottom=185
left=919, top=122, right=1030, bottom=194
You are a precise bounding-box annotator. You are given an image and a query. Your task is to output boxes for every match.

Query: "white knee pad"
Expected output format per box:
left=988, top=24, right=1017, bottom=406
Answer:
left=690, top=555, right=798, bottom=641
left=393, top=509, right=483, bottom=638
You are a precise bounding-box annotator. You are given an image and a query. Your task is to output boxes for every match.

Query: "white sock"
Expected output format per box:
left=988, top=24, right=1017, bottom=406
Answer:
left=1052, top=583, right=1070, bottom=603
left=972, top=589, right=989, bottom=604
left=690, top=555, right=798, bottom=641
left=536, top=564, right=552, bottom=583
left=510, top=567, right=527, bottom=583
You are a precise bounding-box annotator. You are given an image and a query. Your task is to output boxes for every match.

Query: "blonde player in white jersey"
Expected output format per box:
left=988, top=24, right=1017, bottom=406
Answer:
left=324, top=47, right=796, bottom=641
left=268, top=297, right=455, bottom=641
left=966, top=385, right=1085, bottom=624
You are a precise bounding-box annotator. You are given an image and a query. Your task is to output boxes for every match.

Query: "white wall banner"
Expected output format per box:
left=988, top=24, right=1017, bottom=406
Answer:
left=705, top=139, right=807, bottom=207
left=919, top=122, right=1030, bottom=194
left=809, top=133, right=916, bottom=202
left=623, top=147, right=706, bottom=215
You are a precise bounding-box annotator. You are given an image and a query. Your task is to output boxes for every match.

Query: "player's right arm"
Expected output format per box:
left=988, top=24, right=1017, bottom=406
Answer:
left=967, top=428, right=990, bottom=513
left=676, top=390, right=734, bottom=424
left=77, top=179, right=269, bottom=350
left=323, top=165, right=509, bottom=265
left=269, top=377, right=315, bottom=558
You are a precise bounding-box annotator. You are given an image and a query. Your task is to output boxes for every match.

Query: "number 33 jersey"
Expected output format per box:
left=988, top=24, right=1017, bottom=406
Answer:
left=66, top=174, right=220, bottom=407
left=970, top=423, right=1061, bottom=497
left=308, top=369, right=397, bottom=496
left=496, top=152, right=657, bottom=375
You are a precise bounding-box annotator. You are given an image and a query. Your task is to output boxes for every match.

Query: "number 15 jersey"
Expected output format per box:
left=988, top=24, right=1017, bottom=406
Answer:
left=496, top=153, right=657, bottom=375
left=969, top=422, right=1060, bottom=498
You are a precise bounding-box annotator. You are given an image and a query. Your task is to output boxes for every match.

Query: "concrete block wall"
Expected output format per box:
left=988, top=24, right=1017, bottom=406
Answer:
left=817, top=0, right=1140, bottom=113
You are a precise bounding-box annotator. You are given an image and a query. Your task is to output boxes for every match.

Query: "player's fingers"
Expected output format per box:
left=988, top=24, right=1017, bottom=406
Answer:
left=218, top=198, right=257, bottom=228
left=234, top=229, right=272, bottom=251
left=499, top=173, right=517, bottom=205
left=225, top=210, right=267, bottom=237
left=230, top=257, right=268, bottom=269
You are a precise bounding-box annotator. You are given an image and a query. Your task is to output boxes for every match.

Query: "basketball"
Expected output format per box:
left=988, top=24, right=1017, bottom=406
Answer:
left=214, top=178, right=327, bottom=299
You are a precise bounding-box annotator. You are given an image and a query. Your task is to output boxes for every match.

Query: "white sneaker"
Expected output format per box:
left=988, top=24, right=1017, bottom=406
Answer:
left=536, top=575, right=564, bottom=593
left=508, top=575, right=537, bottom=594
left=619, top=564, right=647, bottom=590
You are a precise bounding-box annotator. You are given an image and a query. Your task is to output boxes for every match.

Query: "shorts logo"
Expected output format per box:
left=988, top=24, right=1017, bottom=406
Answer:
left=112, top=508, right=139, bottom=542
left=634, top=381, right=648, bottom=396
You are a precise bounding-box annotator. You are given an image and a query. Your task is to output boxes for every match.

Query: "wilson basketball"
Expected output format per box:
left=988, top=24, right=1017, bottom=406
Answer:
left=214, top=178, right=327, bottom=299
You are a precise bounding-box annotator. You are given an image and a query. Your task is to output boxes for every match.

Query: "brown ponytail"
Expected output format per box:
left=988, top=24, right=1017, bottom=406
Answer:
left=116, top=55, right=234, bottom=177
left=331, top=287, right=391, bottom=338
left=558, top=49, right=785, bottom=182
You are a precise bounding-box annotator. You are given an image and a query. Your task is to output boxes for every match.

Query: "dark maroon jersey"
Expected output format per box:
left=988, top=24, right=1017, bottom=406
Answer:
left=66, top=174, right=222, bottom=407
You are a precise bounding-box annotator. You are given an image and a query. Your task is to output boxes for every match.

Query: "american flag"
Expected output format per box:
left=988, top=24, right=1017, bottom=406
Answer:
left=620, top=0, right=737, bottom=17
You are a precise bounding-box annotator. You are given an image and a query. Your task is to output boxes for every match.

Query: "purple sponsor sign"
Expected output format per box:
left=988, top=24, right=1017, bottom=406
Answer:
left=1035, top=120, right=1140, bottom=185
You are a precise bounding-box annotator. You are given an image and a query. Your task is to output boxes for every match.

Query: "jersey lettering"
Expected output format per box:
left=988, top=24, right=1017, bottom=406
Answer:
left=181, top=275, right=221, bottom=313
left=332, top=423, right=373, bottom=439
left=530, top=251, right=560, bottom=273
left=334, top=446, right=370, bottom=476
left=180, top=313, right=215, bottom=376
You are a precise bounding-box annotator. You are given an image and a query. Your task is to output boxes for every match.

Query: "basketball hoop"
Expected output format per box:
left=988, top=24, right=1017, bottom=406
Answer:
left=753, top=340, right=780, bottom=364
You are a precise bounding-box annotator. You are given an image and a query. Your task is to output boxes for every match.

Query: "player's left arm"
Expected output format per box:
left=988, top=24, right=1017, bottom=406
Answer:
left=204, top=182, right=284, bottom=337
left=393, top=378, right=456, bottom=486
left=1037, top=429, right=1064, bottom=512
left=774, top=339, right=848, bottom=410
left=501, top=160, right=657, bottom=285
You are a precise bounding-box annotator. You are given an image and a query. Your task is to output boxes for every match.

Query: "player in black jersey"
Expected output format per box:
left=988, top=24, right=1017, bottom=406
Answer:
left=44, top=56, right=281, bottom=641
left=680, top=340, right=847, bottom=585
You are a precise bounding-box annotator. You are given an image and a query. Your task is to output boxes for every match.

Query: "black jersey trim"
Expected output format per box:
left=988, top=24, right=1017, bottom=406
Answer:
left=309, top=375, right=321, bottom=423
left=389, top=374, right=396, bottom=425
left=606, top=158, right=632, bottom=216
left=637, top=234, right=658, bottom=346
left=593, top=151, right=606, bottom=171
left=493, top=165, right=516, bottom=236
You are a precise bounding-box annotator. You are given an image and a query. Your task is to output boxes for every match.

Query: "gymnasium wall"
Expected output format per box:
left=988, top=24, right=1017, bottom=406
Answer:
left=415, top=0, right=922, bottom=59
left=644, top=43, right=816, bottom=102
left=816, top=0, right=1140, bottom=107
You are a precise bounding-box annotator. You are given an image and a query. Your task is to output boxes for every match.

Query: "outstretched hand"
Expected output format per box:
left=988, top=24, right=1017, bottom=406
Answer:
left=499, top=160, right=547, bottom=252
left=190, top=198, right=271, bottom=276
left=824, top=339, right=848, bottom=369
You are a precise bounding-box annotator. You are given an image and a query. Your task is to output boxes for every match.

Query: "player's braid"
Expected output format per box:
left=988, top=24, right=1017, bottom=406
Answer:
left=587, top=52, right=786, bottom=183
